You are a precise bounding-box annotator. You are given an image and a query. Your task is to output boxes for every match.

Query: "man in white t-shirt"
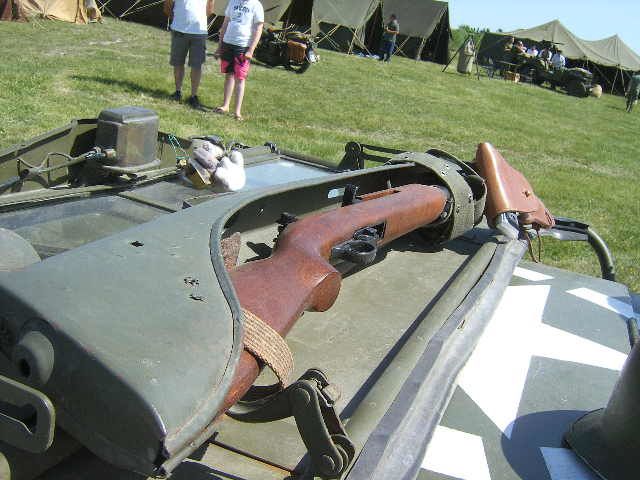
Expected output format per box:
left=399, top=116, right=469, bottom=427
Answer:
left=551, top=49, right=566, bottom=69
left=214, top=0, right=264, bottom=120
left=164, top=0, right=214, bottom=109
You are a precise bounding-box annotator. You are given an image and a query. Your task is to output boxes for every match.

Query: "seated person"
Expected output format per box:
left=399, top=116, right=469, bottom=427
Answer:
left=504, top=36, right=515, bottom=52
left=538, top=47, right=552, bottom=62
left=551, top=49, right=566, bottom=69
left=514, top=40, right=527, bottom=54
left=526, top=45, right=538, bottom=56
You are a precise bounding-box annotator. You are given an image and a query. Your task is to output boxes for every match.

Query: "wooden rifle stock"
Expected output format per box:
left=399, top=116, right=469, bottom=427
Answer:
left=221, top=184, right=448, bottom=411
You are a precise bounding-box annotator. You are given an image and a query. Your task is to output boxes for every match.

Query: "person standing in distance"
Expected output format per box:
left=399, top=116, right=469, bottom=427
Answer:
left=215, top=0, right=264, bottom=121
left=164, top=0, right=214, bottom=109
left=625, top=72, right=640, bottom=112
left=379, top=14, right=399, bottom=62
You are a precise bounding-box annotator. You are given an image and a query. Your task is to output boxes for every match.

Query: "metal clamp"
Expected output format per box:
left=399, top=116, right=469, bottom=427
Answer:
left=0, top=374, right=55, bottom=453
left=228, top=369, right=355, bottom=479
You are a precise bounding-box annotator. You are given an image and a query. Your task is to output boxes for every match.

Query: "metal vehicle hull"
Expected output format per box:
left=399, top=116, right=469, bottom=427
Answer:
left=0, top=114, right=636, bottom=480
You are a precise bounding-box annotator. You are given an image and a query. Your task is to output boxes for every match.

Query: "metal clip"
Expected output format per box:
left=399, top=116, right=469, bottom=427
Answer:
left=228, top=369, right=355, bottom=479
left=0, top=374, right=55, bottom=453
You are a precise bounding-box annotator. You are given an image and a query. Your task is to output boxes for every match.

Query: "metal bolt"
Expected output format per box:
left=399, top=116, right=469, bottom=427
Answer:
left=320, top=454, right=336, bottom=475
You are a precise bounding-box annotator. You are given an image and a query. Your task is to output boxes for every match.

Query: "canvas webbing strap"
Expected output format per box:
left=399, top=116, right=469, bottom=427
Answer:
left=242, top=308, right=294, bottom=388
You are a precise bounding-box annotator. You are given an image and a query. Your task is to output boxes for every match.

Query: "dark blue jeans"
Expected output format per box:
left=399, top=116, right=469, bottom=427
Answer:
left=380, top=40, right=395, bottom=62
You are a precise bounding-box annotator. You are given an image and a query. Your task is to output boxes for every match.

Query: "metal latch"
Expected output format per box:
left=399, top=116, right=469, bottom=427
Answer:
left=228, top=369, right=355, bottom=479
left=0, top=374, right=55, bottom=453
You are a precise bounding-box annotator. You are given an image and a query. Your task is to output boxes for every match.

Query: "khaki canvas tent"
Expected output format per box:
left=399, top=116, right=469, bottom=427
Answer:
left=478, top=20, right=640, bottom=94
left=582, top=35, right=640, bottom=71
left=379, top=0, right=450, bottom=63
left=1, top=0, right=100, bottom=22
left=278, top=0, right=379, bottom=54
left=309, top=0, right=378, bottom=53
left=284, top=0, right=450, bottom=62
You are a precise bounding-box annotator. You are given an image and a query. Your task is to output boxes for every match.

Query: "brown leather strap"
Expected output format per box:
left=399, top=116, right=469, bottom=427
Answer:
left=242, top=308, right=294, bottom=388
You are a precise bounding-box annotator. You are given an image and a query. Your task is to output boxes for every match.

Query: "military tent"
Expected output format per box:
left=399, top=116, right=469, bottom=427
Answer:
left=582, top=35, right=640, bottom=71
left=278, top=0, right=379, bottom=54
left=100, top=0, right=165, bottom=27
left=1, top=0, right=100, bottom=22
left=478, top=20, right=640, bottom=94
left=310, top=0, right=378, bottom=53
left=282, top=0, right=450, bottom=62
left=378, top=0, right=450, bottom=63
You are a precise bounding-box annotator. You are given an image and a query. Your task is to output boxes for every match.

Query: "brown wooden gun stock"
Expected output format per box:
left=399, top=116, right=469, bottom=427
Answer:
left=221, top=184, right=448, bottom=411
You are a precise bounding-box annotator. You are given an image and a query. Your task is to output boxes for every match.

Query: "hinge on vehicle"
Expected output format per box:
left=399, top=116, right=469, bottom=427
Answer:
left=227, top=369, right=355, bottom=479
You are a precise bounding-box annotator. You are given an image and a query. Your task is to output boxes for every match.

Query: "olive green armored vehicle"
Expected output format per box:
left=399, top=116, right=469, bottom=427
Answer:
left=0, top=107, right=637, bottom=480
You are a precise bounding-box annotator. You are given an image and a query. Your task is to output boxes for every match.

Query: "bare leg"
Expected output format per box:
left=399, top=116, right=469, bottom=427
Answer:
left=233, top=78, right=246, bottom=118
left=190, top=68, right=202, bottom=96
left=219, top=73, right=235, bottom=111
left=174, top=65, right=185, bottom=92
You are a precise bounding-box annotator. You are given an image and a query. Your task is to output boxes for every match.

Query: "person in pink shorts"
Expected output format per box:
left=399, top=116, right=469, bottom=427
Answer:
left=215, top=0, right=264, bottom=120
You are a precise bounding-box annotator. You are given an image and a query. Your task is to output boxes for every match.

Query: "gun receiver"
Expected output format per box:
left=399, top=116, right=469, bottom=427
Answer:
left=222, top=183, right=449, bottom=410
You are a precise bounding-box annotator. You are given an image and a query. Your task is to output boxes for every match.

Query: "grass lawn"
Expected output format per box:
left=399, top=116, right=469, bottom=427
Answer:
left=1, top=18, right=638, bottom=291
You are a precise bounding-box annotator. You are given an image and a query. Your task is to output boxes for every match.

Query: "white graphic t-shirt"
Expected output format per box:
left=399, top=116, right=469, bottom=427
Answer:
left=223, top=0, right=264, bottom=47
left=171, top=0, right=208, bottom=35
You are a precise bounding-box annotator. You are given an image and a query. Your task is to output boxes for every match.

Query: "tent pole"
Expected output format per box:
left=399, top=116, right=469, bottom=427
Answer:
left=119, top=0, right=142, bottom=18
left=416, top=36, right=427, bottom=61
left=208, top=14, right=219, bottom=40
left=127, top=0, right=164, bottom=16
left=620, top=66, right=626, bottom=91
left=611, top=68, right=619, bottom=94
left=348, top=26, right=360, bottom=55
left=97, top=0, right=117, bottom=18
left=474, top=37, right=481, bottom=80
left=443, top=34, right=471, bottom=73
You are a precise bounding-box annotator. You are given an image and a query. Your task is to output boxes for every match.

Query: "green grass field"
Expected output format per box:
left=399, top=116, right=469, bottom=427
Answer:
left=1, top=18, right=638, bottom=290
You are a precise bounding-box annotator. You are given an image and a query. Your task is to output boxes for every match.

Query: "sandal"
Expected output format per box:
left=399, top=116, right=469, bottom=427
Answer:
left=234, top=113, right=244, bottom=121
left=214, top=107, right=228, bottom=114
